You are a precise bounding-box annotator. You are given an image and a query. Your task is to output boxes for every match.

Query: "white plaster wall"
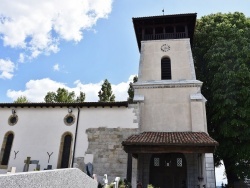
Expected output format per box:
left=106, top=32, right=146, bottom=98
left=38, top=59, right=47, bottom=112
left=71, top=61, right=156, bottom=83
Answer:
left=137, top=87, right=207, bottom=132
left=139, top=39, right=196, bottom=82
left=0, top=106, right=138, bottom=174
left=0, top=107, right=76, bottom=173
left=191, top=101, right=206, bottom=132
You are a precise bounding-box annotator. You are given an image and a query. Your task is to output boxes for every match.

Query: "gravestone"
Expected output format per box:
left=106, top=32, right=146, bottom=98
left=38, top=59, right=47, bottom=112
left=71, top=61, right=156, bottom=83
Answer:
left=7, top=167, right=16, bottom=174
left=44, top=165, right=52, bottom=170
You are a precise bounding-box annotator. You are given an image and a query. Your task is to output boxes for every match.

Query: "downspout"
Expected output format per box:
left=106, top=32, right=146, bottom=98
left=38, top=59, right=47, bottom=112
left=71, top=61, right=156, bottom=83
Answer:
left=71, top=106, right=80, bottom=167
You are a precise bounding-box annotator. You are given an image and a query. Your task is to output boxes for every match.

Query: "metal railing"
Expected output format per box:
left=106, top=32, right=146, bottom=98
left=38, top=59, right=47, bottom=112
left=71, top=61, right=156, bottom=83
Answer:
left=143, top=32, right=186, bottom=40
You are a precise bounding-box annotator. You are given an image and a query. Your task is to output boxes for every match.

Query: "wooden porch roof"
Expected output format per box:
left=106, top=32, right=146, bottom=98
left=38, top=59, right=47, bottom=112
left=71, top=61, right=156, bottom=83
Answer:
left=122, top=132, right=218, bottom=154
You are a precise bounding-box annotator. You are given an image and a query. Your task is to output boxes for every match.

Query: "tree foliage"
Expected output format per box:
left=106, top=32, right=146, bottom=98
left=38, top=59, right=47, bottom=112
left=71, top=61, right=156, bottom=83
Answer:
left=193, top=12, right=250, bottom=185
left=98, top=79, right=115, bottom=102
left=14, top=96, right=29, bottom=103
left=127, top=75, right=138, bottom=102
left=44, top=88, right=85, bottom=103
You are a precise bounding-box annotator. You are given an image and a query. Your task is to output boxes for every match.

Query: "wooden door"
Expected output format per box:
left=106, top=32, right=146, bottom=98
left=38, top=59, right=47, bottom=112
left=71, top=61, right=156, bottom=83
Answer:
left=149, top=153, right=187, bottom=188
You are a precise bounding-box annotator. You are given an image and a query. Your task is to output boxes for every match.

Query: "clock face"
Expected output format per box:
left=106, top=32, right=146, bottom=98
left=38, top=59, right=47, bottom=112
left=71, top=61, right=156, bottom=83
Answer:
left=161, top=44, right=170, bottom=52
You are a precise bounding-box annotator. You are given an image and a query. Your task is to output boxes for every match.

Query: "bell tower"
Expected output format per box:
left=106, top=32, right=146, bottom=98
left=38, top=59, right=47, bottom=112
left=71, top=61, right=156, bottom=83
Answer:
left=132, top=14, right=208, bottom=133
left=123, top=13, right=218, bottom=188
left=133, top=13, right=197, bottom=82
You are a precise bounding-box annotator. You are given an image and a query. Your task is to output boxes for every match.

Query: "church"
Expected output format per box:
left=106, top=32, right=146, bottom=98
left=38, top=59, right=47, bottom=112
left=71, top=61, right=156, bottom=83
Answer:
left=0, top=13, right=218, bottom=188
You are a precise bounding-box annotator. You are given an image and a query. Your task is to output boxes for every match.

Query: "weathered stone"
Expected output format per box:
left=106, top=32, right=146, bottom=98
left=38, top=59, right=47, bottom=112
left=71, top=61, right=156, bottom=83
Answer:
left=85, top=127, right=138, bottom=181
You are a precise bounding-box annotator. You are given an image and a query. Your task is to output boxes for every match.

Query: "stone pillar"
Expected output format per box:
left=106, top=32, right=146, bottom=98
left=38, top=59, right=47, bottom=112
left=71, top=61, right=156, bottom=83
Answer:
left=204, top=153, right=216, bottom=188
left=132, top=157, right=137, bottom=188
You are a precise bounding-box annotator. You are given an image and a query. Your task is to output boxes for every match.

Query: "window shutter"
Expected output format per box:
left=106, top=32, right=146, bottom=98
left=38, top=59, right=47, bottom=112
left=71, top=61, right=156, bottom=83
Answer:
left=161, top=58, right=171, bottom=79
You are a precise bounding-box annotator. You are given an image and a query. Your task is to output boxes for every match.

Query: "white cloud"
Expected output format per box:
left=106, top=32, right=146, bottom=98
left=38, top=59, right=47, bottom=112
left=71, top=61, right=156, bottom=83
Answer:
left=7, top=75, right=137, bottom=102
left=0, top=0, right=113, bottom=60
left=18, top=53, right=25, bottom=63
left=0, top=59, right=15, bottom=79
left=53, top=64, right=60, bottom=71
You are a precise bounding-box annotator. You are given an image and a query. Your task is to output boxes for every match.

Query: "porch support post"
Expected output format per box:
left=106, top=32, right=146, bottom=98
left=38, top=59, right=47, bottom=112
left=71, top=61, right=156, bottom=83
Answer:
left=126, top=153, right=132, bottom=183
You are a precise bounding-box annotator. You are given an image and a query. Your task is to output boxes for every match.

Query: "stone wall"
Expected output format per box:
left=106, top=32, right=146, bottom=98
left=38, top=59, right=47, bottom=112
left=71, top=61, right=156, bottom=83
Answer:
left=85, top=127, right=138, bottom=183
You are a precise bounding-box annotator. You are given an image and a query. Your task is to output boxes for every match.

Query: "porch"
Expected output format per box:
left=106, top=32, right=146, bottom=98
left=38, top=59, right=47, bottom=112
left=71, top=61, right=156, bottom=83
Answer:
left=122, top=132, right=218, bottom=188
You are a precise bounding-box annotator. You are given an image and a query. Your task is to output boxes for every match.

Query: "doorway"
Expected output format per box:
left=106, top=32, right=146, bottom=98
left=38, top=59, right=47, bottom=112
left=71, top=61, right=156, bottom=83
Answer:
left=149, top=153, right=187, bottom=188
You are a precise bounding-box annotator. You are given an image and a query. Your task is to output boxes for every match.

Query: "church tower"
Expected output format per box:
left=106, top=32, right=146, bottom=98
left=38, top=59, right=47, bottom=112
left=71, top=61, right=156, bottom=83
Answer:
left=123, top=14, right=218, bottom=188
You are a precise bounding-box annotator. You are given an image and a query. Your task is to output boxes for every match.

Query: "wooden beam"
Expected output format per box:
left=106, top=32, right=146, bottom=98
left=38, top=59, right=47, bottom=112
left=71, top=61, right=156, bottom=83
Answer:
left=126, top=153, right=132, bottom=183
left=123, top=145, right=216, bottom=154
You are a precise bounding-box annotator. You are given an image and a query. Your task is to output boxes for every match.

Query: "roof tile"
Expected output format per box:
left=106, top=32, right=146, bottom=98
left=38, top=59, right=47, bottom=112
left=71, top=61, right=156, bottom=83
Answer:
left=123, top=132, right=218, bottom=146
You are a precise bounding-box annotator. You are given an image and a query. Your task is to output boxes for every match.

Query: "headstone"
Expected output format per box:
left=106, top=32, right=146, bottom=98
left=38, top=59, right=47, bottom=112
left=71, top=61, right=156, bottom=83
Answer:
left=103, top=174, right=108, bottom=186
left=44, top=165, right=52, bottom=170
left=7, top=167, right=16, bottom=174
left=86, top=163, right=93, bottom=177
left=114, top=177, right=120, bottom=188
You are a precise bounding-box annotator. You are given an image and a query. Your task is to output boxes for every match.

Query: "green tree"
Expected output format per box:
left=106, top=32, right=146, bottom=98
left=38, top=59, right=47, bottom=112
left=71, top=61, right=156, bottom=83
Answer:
left=127, top=75, right=138, bottom=102
left=14, top=96, right=29, bottom=103
left=98, top=79, right=115, bottom=102
left=76, top=91, right=85, bottom=102
left=193, top=12, right=250, bottom=185
left=44, top=88, right=85, bottom=103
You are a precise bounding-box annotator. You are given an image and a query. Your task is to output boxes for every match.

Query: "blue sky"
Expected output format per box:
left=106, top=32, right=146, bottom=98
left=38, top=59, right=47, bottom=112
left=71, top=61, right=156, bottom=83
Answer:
left=0, top=0, right=249, bottom=185
left=0, top=0, right=250, bottom=103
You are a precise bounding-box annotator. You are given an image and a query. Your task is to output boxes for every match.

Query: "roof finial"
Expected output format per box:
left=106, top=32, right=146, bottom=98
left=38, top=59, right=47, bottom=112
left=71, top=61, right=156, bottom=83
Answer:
left=162, top=9, right=164, bottom=15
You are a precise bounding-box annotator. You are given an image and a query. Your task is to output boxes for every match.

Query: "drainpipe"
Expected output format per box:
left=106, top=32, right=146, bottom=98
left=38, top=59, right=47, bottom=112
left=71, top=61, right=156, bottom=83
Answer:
left=71, top=106, right=80, bottom=167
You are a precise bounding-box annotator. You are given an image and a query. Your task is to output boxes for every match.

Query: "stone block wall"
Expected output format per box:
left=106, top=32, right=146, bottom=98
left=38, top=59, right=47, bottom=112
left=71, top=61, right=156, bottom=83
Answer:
left=85, top=127, right=138, bottom=182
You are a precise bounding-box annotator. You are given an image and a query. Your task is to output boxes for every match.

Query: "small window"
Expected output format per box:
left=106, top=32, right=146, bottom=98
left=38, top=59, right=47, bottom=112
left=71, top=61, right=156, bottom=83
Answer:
left=8, top=115, right=18, bottom=126
left=154, top=158, right=160, bottom=166
left=64, top=114, right=75, bottom=126
left=161, top=57, right=171, bottom=80
left=177, top=158, right=182, bottom=167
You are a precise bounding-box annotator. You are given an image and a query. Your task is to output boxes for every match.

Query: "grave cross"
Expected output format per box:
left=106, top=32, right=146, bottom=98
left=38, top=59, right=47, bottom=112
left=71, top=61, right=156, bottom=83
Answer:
left=23, top=157, right=40, bottom=172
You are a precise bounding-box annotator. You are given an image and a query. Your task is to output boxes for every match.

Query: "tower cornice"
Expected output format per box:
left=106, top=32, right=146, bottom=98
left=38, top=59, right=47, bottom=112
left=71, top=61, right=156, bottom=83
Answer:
left=133, top=80, right=202, bottom=89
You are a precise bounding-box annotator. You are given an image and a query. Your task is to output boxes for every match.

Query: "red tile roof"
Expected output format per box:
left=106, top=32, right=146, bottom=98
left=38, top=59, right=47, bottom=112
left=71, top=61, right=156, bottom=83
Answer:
left=122, top=132, right=218, bottom=146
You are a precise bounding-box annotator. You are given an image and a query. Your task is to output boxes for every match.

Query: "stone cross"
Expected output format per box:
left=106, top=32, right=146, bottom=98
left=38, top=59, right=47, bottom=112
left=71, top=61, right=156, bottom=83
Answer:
left=23, top=157, right=40, bottom=172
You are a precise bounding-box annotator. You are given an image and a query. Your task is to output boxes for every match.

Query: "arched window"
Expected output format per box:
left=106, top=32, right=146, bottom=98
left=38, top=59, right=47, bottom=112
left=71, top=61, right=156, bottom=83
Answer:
left=57, top=133, right=73, bottom=168
left=0, top=132, right=14, bottom=167
left=161, top=57, right=171, bottom=80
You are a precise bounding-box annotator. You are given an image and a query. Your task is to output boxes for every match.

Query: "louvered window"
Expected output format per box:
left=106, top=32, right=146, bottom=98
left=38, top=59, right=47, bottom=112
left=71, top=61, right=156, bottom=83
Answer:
left=161, top=57, right=171, bottom=80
